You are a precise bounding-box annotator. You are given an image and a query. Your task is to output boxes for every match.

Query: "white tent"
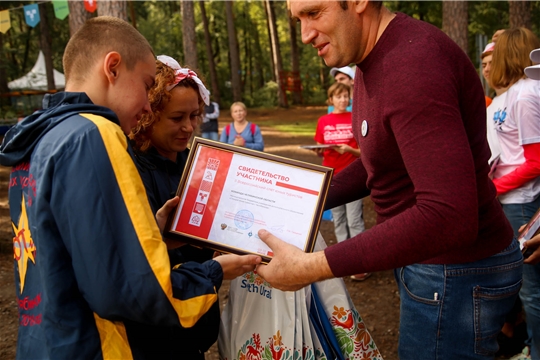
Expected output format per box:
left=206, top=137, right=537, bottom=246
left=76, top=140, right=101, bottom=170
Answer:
left=8, top=51, right=65, bottom=91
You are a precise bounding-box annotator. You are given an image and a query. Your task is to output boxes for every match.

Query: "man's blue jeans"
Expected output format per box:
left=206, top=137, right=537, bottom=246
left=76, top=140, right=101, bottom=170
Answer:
left=395, top=238, right=523, bottom=359
left=502, top=199, right=540, bottom=359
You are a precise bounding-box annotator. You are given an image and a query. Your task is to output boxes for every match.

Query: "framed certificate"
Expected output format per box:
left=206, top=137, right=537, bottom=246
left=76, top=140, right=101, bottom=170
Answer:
left=165, top=137, right=333, bottom=263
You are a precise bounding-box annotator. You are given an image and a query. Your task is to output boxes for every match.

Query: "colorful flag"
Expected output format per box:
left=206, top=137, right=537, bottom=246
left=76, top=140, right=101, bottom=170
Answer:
left=23, top=4, right=40, bottom=28
left=84, top=0, right=97, bottom=13
left=0, top=10, right=10, bottom=34
left=53, top=0, right=69, bottom=20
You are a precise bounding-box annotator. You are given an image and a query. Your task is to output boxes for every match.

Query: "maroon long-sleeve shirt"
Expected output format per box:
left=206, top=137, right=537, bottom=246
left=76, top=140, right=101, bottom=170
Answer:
left=324, top=13, right=513, bottom=277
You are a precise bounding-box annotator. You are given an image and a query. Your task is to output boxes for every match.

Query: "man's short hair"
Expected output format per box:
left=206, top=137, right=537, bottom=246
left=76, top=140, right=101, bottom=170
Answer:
left=63, top=16, right=153, bottom=85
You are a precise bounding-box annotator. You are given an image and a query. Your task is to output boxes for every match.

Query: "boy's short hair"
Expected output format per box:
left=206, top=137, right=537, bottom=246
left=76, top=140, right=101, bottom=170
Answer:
left=63, top=16, right=153, bottom=85
left=327, top=82, right=351, bottom=101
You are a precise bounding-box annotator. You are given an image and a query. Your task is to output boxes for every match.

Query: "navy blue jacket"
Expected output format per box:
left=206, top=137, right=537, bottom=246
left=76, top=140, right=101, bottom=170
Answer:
left=0, top=92, right=223, bottom=359
left=132, top=146, right=219, bottom=356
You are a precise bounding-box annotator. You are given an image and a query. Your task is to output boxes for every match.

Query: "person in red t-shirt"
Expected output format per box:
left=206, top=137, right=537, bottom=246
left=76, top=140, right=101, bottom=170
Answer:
left=314, top=82, right=369, bottom=281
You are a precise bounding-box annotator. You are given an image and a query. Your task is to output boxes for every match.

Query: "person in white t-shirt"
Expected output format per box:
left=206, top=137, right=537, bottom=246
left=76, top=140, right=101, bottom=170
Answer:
left=483, top=42, right=510, bottom=167
left=490, top=29, right=540, bottom=360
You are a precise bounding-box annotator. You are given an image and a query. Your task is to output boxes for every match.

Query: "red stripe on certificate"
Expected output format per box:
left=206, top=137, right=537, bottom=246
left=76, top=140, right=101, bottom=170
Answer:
left=275, top=181, right=319, bottom=196
left=176, top=147, right=234, bottom=237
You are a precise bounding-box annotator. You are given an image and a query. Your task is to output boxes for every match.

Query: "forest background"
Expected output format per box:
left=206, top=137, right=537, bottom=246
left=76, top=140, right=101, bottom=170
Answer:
left=0, top=0, right=539, bottom=119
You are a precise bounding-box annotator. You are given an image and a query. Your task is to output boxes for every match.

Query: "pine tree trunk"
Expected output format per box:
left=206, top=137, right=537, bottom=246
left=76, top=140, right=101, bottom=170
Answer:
left=0, top=33, right=9, bottom=100
left=68, top=0, right=92, bottom=36
left=265, top=0, right=286, bottom=107
left=98, top=0, right=128, bottom=22
left=199, top=1, right=220, bottom=103
left=129, top=1, right=137, bottom=29
left=509, top=1, right=531, bottom=28
left=264, top=2, right=276, bottom=82
left=442, top=1, right=468, bottom=54
left=181, top=1, right=198, bottom=69
left=39, top=3, right=55, bottom=91
left=288, top=16, right=302, bottom=105
left=252, top=24, right=265, bottom=89
left=225, top=1, right=242, bottom=102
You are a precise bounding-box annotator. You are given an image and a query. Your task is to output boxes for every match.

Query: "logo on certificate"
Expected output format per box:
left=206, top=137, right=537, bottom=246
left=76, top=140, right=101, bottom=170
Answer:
left=189, top=215, right=201, bottom=226
left=194, top=203, right=205, bottom=214
left=207, top=158, right=220, bottom=171
left=198, top=192, right=209, bottom=202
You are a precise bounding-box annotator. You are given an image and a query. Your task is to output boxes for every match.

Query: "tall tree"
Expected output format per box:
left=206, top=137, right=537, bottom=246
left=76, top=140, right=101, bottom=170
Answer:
left=224, top=1, right=242, bottom=102
left=288, top=15, right=302, bottom=105
left=199, top=1, right=220, bottom=103
left=442, top=1, right=468, bottom=53
left=98, top=0, right=128, bottom=21
left=68, top=0, right=92, bottom=36
left=181, top=1, right=198, bottom=68
left=509, top=1, right=531, bottom=28
left=264, top=2, right=276, bottom=82
left=0, top=33, right=9, bottom=99
left=265, top=0, right=286, bottom=107
left=251, top=20, right=266, bottom=89
left=128, top=1, right=137, bottom=29
left=39, top=3, right=55, bottom=90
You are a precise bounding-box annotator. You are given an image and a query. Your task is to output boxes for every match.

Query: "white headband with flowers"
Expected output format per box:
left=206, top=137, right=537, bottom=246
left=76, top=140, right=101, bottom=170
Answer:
left=156, top=55, right=210, bottom=106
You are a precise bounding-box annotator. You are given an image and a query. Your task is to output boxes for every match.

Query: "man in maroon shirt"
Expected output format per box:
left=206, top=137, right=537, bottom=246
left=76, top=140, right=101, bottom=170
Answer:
left=256, top=1, right=523, bottom=359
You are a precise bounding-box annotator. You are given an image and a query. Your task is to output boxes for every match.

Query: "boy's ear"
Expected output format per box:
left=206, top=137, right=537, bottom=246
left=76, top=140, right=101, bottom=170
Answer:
left=103, top=52, right=122, bottom=84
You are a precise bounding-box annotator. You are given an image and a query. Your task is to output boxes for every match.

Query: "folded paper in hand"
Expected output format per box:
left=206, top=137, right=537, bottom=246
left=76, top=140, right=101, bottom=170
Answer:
left=517, top=207, right=540, bottom=251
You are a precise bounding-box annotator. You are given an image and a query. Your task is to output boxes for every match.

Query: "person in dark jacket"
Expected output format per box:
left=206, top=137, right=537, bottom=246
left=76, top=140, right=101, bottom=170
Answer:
left=130, top=56, right=218, bottom=358
left=201, top=100, right=220, bottom=141
left=0, top=17, right=260, bottom=360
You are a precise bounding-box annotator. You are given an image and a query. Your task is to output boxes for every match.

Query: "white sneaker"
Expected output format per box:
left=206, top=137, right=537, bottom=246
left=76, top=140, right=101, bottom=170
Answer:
left=509, top=347, right=531, bottom=360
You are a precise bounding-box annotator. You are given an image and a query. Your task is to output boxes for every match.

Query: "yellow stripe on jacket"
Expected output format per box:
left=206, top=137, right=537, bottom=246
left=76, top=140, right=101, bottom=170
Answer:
left=94, top=313, right=133, bottom=360
left=81, top=114, right=217, bottom=329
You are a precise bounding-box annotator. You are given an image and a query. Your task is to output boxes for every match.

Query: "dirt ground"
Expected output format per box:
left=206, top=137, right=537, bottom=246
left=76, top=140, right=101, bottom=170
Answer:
left=0, top=106, right=400, bottom=359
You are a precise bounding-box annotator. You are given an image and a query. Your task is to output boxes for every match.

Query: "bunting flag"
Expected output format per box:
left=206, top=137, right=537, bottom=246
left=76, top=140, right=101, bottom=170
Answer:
left=0, top=10, right=11, bottom=34
left=84, top=0, right=97, bottom=13
left=53, top=0, right=69, bottom=20
left=23, top=4, right=40, bottom=28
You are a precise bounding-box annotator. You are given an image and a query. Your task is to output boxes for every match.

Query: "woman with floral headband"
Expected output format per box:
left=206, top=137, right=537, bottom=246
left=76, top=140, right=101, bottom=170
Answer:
left=129, top=55, right=220, bottom=359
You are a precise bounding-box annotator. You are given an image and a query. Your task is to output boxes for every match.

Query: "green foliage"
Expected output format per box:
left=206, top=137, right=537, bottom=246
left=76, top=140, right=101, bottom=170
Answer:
left=138, top=1, right=183, bottom=63
left=3, top=1, right=540, bottom=114
left=246, top=80, right=278, bottom=108
left=0, top=105, right=18, bottom=121
left=272, top=122, right=317, bottom=136
left=0, top=1, right=70, bottom=82
left=385, top=1, right=442, bottom=27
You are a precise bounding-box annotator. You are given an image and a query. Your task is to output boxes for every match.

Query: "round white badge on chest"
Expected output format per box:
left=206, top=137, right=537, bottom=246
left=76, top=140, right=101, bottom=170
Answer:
left=361, top=120, right=368, bottom=137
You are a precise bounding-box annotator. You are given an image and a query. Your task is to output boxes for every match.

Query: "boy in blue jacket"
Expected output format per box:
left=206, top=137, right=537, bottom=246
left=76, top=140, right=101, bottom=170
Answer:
left=0, top=16, right=260, bottom=360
